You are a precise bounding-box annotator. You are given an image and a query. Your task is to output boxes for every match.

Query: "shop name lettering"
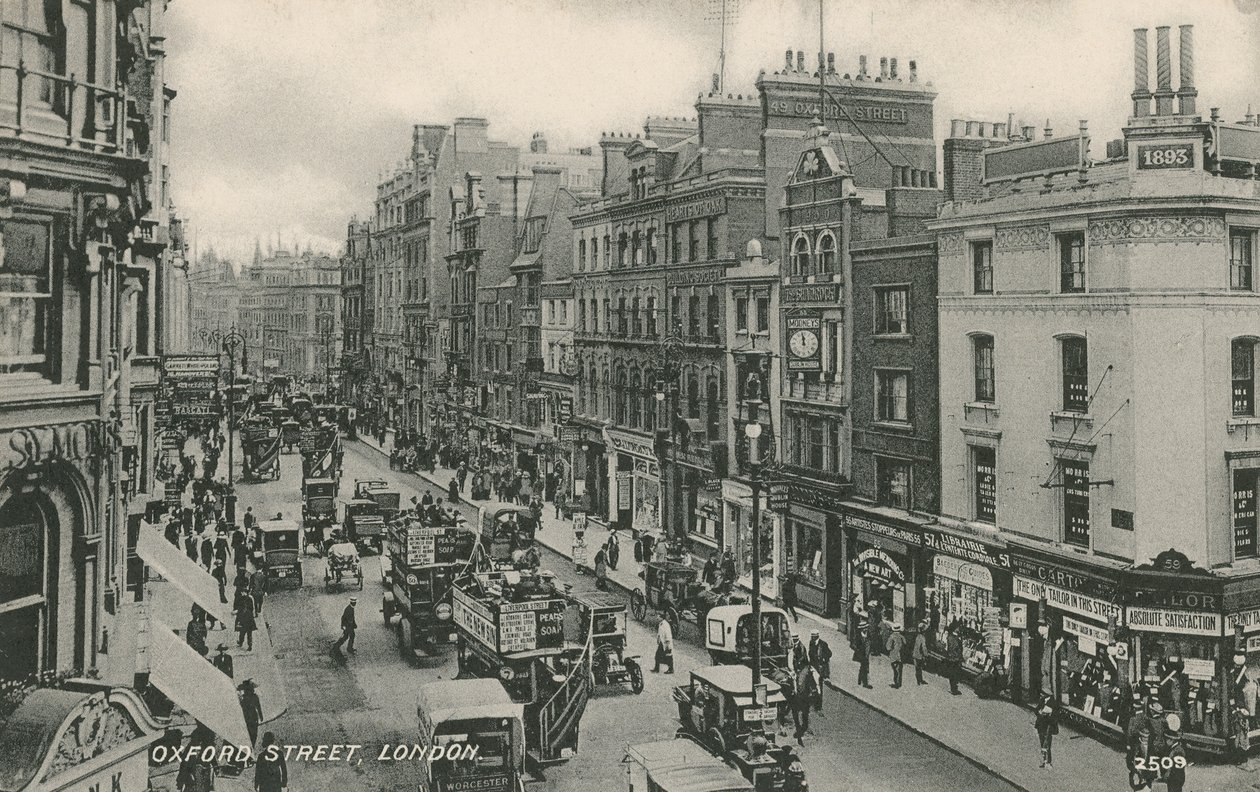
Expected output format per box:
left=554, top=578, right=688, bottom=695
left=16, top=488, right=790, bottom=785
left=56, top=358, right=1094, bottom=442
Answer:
left=846, top=516, right=922, bottom=545
left=3, top=423, right=99, bottom=471
left=665, top=268, right=723, bottom=287
left=665, top=197, right=726, bottom=222
left=767, top=100, right=910, bottom=124
left=1015, top=577, right=1118, bottom=619
left=80, top=771, right=123, bottom=792
left=922, top=533, right=1010, bottom=568
left=1127, top=608, right=1221, bottom=634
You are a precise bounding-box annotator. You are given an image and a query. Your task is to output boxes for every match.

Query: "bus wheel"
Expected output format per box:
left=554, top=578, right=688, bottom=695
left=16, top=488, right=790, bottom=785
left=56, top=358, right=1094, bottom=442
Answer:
left=398, top=619, right=413, bottom=664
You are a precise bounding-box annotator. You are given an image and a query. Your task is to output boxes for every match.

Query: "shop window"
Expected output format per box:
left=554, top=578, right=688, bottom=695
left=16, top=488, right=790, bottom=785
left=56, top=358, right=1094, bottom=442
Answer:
left=972, top=446, right=997, bottom=523
left=874, top=286, right=909, bottom=335
left=926, top=558, right=1002, bottom=677
left=0, top=218, right=53, bottom=376
left=875, top=457, right=911, bottom=509
left=973, top=334, right=995, bottom=403
left=791, top=236, right=811, bottom=276
left=1061, top=337, right=1089, bottom=413
left=875, top=369, right=911, bottom=424
left=817, top=232, right=836, bottom=274
left=1058, top=231, right=1086, bottom=293
left=972, top=240, right=993, bottom=294
left=1135, top=636, right=1224, bottom=740
left=1234, top=468, right=1258, bottom=559
left=1233, top=338, right=1257, bottom=417
left=790, top=519, right=825, bottom=588
left=1062, top=460, right=1091, bottom=547
left=1231, top=229, right=1255, bottom=291
left=0, top=492, right=49, bottom=678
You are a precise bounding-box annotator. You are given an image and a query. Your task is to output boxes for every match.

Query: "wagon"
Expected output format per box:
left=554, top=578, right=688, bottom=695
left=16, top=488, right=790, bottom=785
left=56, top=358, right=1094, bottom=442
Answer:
left=324, top=541, right=363, bottom=592
left=631, top=560, right=743, bottom=637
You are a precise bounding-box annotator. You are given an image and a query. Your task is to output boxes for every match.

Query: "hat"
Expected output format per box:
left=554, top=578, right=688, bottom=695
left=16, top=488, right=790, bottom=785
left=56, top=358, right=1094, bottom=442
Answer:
left=1165, top=713, right=1182, bottom=734
left=237, top=679, right=256, bottom=690
left=1148, top=701, right=1164, bottom=714
left=810, top=629, right=819, bottom=637
left=216, top=643, right=229, bottom=651
left=918, top=620, right=929, bottom=629
left=867, top=600, right=879, bottom=608
left=891, top=624, right=903, bottom=631
left=349, top=597, right=358, bottom=603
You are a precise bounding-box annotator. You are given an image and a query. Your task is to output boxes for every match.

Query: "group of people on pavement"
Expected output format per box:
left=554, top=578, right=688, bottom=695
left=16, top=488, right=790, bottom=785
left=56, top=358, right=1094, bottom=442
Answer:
left=775, top=629, right=832, bottom=746
left=848, top=600, right=937, bottom=692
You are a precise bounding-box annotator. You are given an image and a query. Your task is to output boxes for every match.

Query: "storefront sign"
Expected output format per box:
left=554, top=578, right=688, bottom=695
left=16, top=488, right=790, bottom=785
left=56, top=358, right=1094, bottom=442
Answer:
left=1062, top=615, right=1110, bottom=644
left=558, top=397, right=573, bottom=424
left=1010, top=554, right=1117, bottom=600
left=1125, top=606, right=1223, bottom=637
left=932, top=554, right=993, bottom=590
left=1013, top=575, right=1119, bottom=620
left=1009, top=602, right=1028, bottom=629
left=768, top=482, right=790, bottom=512
left=766, top=98, right=912, bottom=125
left=1228, top=607, right=1260, bottom=634
left=846, top=514, right=923, bottom=546
left=1182, top=658, right=1217, bottom=680
left=2, top=421, right=100, bottom=472
left=665, top=196, right=726, bottom=223
left=853, top=547, right=905, bottom=586
left=605, top=428, right=656, bottom=461
left=452, top=587, right=498, bottom=651
left=788, top=482, right=840, bottom=513
left=785, top=315, right=822, bottom=372
left=664, top=266, right=725, bottom=287
left=781, top=283, right=839, bottom=304
left=444, top=774, right=513, bottom=792
left=161, top=354, right=219, bottom=377
left=923, top=529, right=1010, bottom=569
left=617, top=472, right=633, bottom=510
left=1249, top=635, right=1260, bottom=653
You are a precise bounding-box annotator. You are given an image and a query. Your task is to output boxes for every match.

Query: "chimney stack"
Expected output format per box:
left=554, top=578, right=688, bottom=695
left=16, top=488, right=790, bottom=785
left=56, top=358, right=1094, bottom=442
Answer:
left=1044, top=120, right=1053, bottom=139
left=818, top=51, right=825, bottom=73
left=879, top=57, right=889, bottom=79
left=1021, top=125, right=1036, bottom=141
left=785, top=49, right=793, bottom=71
left=890, top=57, right=899, bottom=80
left=859, top=55, right=869, bottom=79
left=1155, top=26, right=1175, bottom=115
left=909, top=60, right=918, bottom=83
left=797, top=51, right=805, bottom=71
left=1132, top=28, right=1150, bottom=116
left=827, top=52, right=835, bottom=73
left=1178, top=25, right=1197, bottom=115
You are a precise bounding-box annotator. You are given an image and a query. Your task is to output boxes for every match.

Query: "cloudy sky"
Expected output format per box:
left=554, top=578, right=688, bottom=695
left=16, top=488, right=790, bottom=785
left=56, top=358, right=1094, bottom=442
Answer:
left=166, top=0, right=1260, bottom=262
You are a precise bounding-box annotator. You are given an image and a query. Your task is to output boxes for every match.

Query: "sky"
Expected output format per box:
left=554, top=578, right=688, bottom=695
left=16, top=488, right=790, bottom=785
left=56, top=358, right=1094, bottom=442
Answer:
left=166, top=0, right=1260, bottom=263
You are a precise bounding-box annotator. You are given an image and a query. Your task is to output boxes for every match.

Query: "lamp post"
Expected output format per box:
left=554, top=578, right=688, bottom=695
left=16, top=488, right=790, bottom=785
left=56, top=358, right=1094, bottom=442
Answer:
left=653, top=323, right=683, bottom=548
left=201, top=324, right=247, bottom=523
left=740, top=370, right=766, bottom=703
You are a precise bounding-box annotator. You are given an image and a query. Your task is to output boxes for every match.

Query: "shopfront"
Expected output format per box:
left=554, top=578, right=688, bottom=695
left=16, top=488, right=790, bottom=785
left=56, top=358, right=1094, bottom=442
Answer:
left=842, top=510, right=928, bottom=632
left=1228, top=598, right=1260, bottom=751
left=722, top=479, right=778, bottom=599
left=1009, top=546, right=1125, bottom=736
left=604, top=427, right=659, bottom=535
left=781, top=482, right=844, bottom=617
left=922, top=526, right=1012, bottom=680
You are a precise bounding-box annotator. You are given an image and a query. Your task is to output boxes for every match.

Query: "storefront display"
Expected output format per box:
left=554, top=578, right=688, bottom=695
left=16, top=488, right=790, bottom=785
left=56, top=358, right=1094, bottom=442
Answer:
left=633, top=471, right=660, bottom=538
left=788, top=516, right=825, bottom=589
left=844, top=511, right=927, bottom=632
left=927, top=554, right=1008, bottom=675
left=850, top=543, right=911, bottom=630
left=1132, top=630, right=1225, bottom=739
left=731, top=495, right=777, bottom=599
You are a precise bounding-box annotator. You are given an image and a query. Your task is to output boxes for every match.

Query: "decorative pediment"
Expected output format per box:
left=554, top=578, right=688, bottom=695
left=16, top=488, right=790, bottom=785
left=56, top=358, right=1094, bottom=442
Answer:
left=1133, top=548, right=1212, bottom=577
left=791, top=145, right=844, bottom=184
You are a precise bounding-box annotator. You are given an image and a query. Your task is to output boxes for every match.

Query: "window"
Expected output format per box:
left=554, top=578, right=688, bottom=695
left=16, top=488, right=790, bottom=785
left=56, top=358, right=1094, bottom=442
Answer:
left=618, top=297, right=628, bottom=335
left=670, top=224, right=682, bottom=263
left=578, top=239, right=587, bottom=270
left=1, top=0, right=57, bottom=107
left=688, top=221, right=701, bottom=261
left=547, top=300, right=555, bottom=324
left=616, top=367, right=628, bottom=425
left=590, top=238, right=598, bottom=270
left=1234, top=469, right=1258, bottom=559
left=670, top=294, right=681, bottom=330
left=559, top=301, right=567, bottom=324
left=1061, top=337, right=1089, bottom=412
left=1232, top=230, right=1255, bottom=291
left=817, top=232, right=837, bottom=274
left=707, top=218, right=719, bottom=260
left=972, top=240, right=993, bottom=294
left=1062, top=460, right=1091, bottom=547
left=1234, top=339, right=1256, bottom=417
left=630, top=369, right=642, bottom=428
left=707, top=293, right=720, bottom=339
left=632, top=230, right=642, bottom=266
left=603, top=235, right=611, bottom=267
left=824, top=320, right=840, bottom=375
left=792, top=236, right=811, bottom=276
left=706, top=378, right=720, bottom=440
left=687, top=295, right=700, bottom=337
left=0, top=218, right=52, bottom=375
left=687, top=374, right=701, bottom=419
left=972, top=446, right=997, bottom=523
left=876, top=457, right=911, bottom=509
left=631, top=297, right=641, bottom=336
left=875, top=369, right=911, bottom=423
left=973, top=334, right=995, bottom=403
left=647, top=228, right=658, bottom=265
left=874, top=286, right=909, bottom=335
left=617, top=233, right=627, bottom=268
left=1058, top=231, right=1086, bottom=293
left=755, top=295, right=770, bottom=334
left=646, top=296, right=657, bottom=337
left=735, top=295, right=749, bottom=332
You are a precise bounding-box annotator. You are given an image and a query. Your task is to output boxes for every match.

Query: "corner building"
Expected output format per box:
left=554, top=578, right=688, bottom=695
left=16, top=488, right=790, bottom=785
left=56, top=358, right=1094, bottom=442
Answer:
left=931, top=24, right=1260, bottom=753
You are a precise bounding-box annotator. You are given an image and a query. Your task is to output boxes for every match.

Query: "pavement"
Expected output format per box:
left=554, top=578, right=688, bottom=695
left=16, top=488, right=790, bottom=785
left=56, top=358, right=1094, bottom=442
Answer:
left=359, top=433, right=1260, bottom=792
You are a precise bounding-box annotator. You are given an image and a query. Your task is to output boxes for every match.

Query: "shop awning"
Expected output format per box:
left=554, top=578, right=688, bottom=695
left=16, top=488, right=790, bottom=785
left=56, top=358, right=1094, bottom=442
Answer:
left=149, top=617, right=252, bottom=746
left=136, top=526, right=235, bottom=624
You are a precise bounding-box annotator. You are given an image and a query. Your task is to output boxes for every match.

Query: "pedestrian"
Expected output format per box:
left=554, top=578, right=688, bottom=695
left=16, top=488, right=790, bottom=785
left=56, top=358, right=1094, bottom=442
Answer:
left=792, top=664, right=816, bottom=745
left=235, top=589, right=257, bottom=652
left=212, top=559, right=228, bottom=604
left=165, top=517, right=181, bottom=547
left=807, top=629, right=831, bottom=711
left=702, top=553, right=718, bottom=587
left=886, top=623, right=907, bottom=689
left=653, top=616, right=675, bottom=673
left=457, top=462, right=468, bottom=492
left=185, top=606, right=208, bottom=656
left=184, top=529, right=199, bottom=563
left=199, top=531, right=213, bottom=570
left=448, top=476, right=460, bottom=504
left=851, top=616, right=871, bottom=689
left=594, top=545, right=609, bottom=591
left=607, top=530, right=621, bottom=571
left=1164, top=715, right=1187, bottom=792
left=250, top=566, right=268, bottom=615
left=333, top=596, right=358, bottom=653
left=912, top=619, right=930, bottom=685
left=254, top=732, right=288, bottom=792
left=1034, top=694, right=1059, bottom=769
left=720, top=549, right=738, bottom=586
left=212, top=643, right=234, bottom=678
left=176, top=723, right=216, bottom=792
left=243, top=506, right=257, bottom=533
left=945, top=621, right=964, bottom=695
left=238, top=679, right=264, bottom=748
left=780, top=571, right=800, bottom=622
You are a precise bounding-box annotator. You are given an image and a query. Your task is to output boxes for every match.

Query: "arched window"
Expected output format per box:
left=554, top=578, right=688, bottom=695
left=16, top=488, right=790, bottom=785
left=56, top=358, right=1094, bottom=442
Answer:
left=643, top=367, right=657, bottom=432
left=618, top=233, right=628, bottom=268
left=587, top=364, right=598, bottom=415
left=590, top=237, right=599, bottom=269
left=616, top=366, right=629, bottom=425
left=647, top=228, right=658, bottom=265
left=603, top=235, right=611, bottom=267
left=629, top=369, right=642, bottom=428
left=817, top=232, right=837, bottom=274
left=687, top=373, right=701, bottom=420
left=0, top=491, right=54, bottom=678
left=706, top=376, right=720, bottom=440
left=578, top=239, right=586, bottom=271
left=602, top=366, right=612, bottom=417
left=792, top=236, right=811, bottom=276
left=632, top=230, right=642, bottom=266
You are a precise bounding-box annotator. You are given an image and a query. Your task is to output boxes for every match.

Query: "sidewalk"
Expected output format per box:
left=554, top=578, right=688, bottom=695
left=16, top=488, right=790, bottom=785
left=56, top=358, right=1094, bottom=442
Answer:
left=356, top=435, right=1259, bottom=792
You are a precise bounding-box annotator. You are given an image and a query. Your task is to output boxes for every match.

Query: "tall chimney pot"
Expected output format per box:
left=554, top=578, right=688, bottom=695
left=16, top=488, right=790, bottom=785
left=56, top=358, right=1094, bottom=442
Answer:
left=994, top=122, right=1008, bottom=138
left=1044, top=120, right=1053, bottom=138
left=1178, top=25, right=1197, bottom=115
left=785, top=49, right=793, bottom=71
left=950, top=119, right=965, bottom=137
left=890, top=58, right=899, bottom=80
left=1022, top=125, right=1036, bottom=141
left=797, top=51, right=805, bottom=71
left=909, top=60, right=918, bottom=83
left=879, top=57, right=889, bottom=79
left=827, top=52, right=835, bottom=73
left=859, top=55, right=868, bottom=79
left=1155, top=26, right=1175, bottom=114
left=1132, top=28, right=1150, bottom=117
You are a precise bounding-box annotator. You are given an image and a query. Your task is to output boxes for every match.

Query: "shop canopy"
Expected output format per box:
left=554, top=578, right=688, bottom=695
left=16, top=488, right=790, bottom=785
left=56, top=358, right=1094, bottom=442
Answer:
left=136, top=525, right=235, bottom=624
left=149, top=618, right=252, bottom=746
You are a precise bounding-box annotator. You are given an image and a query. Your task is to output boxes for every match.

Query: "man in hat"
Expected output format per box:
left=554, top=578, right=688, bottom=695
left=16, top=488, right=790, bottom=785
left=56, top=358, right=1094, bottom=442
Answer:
left=886, top=623, right=907, bottom=689
left=912, top=620, right=930, bottom=685
left=333, top=596, right=358, bottom=654
left=807, top=629, right=832, bottom=711
left=851, top=615, right=872, bottom=689
left=212, top=643, right=234, bottom=678
left=945, top=621, right=964, bottom=694
left=238, top=679, right=264, bottom=748
left=1127, top=698, right=1167, bottom=770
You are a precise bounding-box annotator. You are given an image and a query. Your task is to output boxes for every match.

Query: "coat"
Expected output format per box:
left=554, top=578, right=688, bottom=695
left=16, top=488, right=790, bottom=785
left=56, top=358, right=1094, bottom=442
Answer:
left=912, top=632, right=929, bottom=661
left=657, top=619, right=674, bottom=653
left=808, top=637, right=832, bottom=677
left=341, top=604, right=357, bottom=632
left=212, top=651, right=234, bottom=678
left=235, top=594, right=257, bottom=633
left=945, top=632, right=964, bottom=664
left=594, top=549, right=608, bottom=578
left=886, top=630, right=907, bottom=663
left=254, top=751, right=288, bottom=792
left=794, top=667, right=817, bottom=709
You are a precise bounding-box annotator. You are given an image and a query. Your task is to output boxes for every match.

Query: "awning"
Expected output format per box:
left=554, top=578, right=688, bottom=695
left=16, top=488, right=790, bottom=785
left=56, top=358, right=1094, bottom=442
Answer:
left=137, top=525, right=235, bottom=624
left=149, top=617, right=252, bottom=746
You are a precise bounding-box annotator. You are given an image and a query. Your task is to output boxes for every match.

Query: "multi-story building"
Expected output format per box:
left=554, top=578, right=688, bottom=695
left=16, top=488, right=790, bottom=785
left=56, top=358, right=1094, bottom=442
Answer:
left=341, top=218, right=371, bottom=405
left=0, top=1, right=183, bottom=786
left=235, top=249, right=340, bottom=382
left=189, top=249, right=241, bottom=338
left=931, top=24, right=1260, bottom=752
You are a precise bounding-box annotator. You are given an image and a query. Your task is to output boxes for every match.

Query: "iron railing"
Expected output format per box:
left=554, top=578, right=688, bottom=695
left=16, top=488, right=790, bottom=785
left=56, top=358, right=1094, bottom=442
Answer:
left=0, top=62, right=130, bottom=155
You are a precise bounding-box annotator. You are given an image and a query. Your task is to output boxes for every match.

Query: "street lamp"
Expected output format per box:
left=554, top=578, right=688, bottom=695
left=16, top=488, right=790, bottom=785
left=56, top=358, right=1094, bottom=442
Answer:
left=203, top=324, right=247, bottom=523
left=654, top=322, right=683, bottom=548
left=740, top=370, right=766, bottom=708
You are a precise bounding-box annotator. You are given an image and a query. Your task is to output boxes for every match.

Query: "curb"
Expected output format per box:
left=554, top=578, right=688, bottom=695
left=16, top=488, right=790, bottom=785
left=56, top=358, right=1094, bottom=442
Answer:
left=823, top=678, right=1033, bottom=792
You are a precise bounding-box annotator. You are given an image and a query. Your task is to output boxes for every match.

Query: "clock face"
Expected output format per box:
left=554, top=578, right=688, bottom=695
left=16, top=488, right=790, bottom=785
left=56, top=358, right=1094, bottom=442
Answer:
left=789, top=330, right=819, bottom=358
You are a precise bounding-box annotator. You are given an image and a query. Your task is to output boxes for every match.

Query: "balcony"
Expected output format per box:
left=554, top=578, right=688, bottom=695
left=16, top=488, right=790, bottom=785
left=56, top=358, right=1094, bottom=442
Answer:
left=0, top=64, right=133, bottom=157
left=784, top=375, right=845, bottom=404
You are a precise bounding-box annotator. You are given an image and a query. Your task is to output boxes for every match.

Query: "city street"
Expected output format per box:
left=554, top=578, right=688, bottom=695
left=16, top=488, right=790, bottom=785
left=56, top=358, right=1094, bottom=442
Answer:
left=233, top=439, right=1019, bottom=792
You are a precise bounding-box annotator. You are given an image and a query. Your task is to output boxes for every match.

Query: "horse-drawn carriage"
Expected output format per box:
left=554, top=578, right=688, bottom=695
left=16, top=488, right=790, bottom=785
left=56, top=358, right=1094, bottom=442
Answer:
left=324, top=542, right=363, bottom=592
left=630, top=560, right=743, bottom=637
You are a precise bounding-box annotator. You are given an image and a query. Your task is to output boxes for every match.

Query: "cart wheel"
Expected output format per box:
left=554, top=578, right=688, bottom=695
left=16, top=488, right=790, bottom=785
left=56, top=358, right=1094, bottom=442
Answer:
left=706, top=727, right=725, bottom=756
left=630, top=590, right=646, bottom=622
left=627, top=660, right=644, bottom=694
